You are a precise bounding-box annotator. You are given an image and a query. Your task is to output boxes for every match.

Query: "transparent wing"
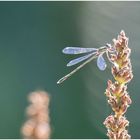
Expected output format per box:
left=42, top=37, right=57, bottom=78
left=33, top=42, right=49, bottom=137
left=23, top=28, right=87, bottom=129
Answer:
left=67, top=52, right=96, bottom=67
left=62, top=47, right=98, bottom=54
left=97, top=54, right=107, bottom=71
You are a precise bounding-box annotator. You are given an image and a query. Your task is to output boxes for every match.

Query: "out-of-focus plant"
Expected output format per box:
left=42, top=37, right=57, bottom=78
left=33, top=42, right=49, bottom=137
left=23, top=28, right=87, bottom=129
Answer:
left=21, top=90, right=51, bottom=139
left=104, top=31, right=133, bottom=139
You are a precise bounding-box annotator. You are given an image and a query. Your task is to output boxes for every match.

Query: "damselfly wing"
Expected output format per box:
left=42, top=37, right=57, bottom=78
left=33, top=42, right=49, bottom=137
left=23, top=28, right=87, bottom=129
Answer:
left=67, top=52, right=97, bottom=67
left=63, top=47, right=98, bottom=54
left=97, top=53, right=107, bottom=71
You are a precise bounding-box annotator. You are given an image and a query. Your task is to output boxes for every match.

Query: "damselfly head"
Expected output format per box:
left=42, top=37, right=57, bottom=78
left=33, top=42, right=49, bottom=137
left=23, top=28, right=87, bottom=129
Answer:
left=106, top=43, right=112, bottom=48
left=106, top=43, right=116, bottom=52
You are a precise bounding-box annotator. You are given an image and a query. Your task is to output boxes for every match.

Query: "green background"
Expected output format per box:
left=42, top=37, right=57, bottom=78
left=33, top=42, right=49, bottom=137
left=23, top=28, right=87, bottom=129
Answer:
left=0, top=1, right=139, bottom=138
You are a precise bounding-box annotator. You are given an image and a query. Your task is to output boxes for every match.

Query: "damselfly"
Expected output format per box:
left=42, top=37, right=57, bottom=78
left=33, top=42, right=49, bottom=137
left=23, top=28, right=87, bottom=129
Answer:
left=57, top=44, right=114, bottom=84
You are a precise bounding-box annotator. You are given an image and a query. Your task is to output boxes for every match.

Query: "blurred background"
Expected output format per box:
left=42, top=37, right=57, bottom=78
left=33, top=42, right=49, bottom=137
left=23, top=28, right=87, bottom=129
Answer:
left=0, top=1, right=139, bottom=139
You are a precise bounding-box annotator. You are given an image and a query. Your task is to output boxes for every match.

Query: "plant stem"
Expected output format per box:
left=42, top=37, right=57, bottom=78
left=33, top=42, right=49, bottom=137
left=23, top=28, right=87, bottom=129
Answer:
left=104, top=31, right=133, bottom=139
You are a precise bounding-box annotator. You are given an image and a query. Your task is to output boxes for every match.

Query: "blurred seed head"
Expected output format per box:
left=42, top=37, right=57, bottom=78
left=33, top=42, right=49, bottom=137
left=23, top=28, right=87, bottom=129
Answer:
left=21, top=90, right=51, bottom=139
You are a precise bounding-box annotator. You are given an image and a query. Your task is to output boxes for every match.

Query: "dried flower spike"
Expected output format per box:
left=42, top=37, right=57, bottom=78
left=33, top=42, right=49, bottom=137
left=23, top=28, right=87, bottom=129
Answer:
left=21, top=90, right=51, bottom=139
left=104, top=30, right=133, bottom=139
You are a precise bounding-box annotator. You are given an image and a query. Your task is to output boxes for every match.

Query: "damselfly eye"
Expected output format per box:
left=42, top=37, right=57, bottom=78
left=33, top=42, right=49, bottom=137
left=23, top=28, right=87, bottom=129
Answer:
left=106, top=43, right=115, bottom=52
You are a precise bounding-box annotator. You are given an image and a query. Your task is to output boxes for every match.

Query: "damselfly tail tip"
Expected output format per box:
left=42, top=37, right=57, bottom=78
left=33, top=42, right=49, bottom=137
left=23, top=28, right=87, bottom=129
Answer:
left=57, top=76, right=67, bottom=84
left=57, top=79, right=62, bottom=84
left=57, top=81, right=60, bottom=84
